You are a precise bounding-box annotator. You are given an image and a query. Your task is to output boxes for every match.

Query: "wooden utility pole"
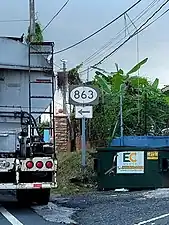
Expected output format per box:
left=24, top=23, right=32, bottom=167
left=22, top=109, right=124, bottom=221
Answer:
left=29, top=0, right=36, bottom=42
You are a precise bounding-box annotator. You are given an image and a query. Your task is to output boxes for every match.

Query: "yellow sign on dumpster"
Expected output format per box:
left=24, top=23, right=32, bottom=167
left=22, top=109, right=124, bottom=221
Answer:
left=147, top=151, right=158, bottom=160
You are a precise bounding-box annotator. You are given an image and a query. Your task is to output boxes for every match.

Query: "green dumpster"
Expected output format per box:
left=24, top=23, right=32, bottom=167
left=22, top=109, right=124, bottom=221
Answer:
left=93, top=146, right=169, bottom=191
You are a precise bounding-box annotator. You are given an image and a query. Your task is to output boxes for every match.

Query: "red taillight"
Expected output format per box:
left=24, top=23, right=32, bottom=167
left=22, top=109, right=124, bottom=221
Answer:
left=26, top=161, right=34, bottom=169
left=46, top=161, right=53, bottom=169
left=36, top=161, right=43, bottom=169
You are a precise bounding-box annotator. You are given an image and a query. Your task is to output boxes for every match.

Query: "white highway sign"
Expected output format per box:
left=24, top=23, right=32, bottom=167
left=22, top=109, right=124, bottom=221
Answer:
left=75, top=106, right=93, bottom=119
left=69, top=85, right=99, bottom=105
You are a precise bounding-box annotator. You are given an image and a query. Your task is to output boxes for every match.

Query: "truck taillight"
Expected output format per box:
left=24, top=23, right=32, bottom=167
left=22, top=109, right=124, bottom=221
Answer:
left=26, top=161, right=34, bottom=169
left=36, top=161, right=43, bottom=169
left=46, top=161, right=53, bottom=169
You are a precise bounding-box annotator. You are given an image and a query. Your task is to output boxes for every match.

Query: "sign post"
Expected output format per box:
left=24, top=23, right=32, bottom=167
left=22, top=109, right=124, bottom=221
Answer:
left=81, top=116, right=86, bottom=169
left=69, top=85, right=100, bottom=171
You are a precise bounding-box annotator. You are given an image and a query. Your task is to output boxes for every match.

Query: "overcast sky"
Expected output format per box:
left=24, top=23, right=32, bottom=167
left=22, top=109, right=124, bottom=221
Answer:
left=0, top=0, right=169, bottom=91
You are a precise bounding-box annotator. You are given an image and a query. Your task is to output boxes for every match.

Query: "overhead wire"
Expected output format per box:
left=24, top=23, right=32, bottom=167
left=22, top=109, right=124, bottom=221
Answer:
left=79, top=5, right=169, bottom=76
left=134, top=7, right=169, bottom=33
left=0, top=19, right=29, bottom=23
left=124, top=14, right=130, bottom=37
left=125, top=12, right=141, bottom=125
left=81, top=1, right=160, bottom=68
left=81, top=0, right=162, bottom=67
left=93, top=0, right=169, bottom=66
left=53, top=62, right=62, bottom=69
left=53, top=0, right=142, bottom=54
left=42, top=0, right=70, bottom=32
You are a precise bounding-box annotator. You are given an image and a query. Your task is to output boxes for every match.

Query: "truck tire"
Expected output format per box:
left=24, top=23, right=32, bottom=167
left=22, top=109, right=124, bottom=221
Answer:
left=35, top=189, right=50, bottom=205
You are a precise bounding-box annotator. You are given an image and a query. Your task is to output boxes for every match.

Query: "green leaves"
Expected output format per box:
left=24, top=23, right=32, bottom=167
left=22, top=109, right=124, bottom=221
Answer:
left=68, top=64, right=82, bottom=85
left=127, top=58, right=148, bottom=76
left=164, top=96, right=169, bottom=105
left=95, top=75, right=111, bottom=94
left=94, top=58, right=149, bottom=94
left=152, top=78, right=159, bottom=89
left=26, top=22, right=43, bottom=43
left=89, top=57, right=169, bottom=144
left=112, top=73, right=124, bottom=91
left=129, top=76, right=149, bottom=87
left=115, top=63, right=119, bottom=72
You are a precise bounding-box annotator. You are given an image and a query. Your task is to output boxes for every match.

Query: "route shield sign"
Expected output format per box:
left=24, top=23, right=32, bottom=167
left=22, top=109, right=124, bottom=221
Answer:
left=69, top=85, right=99, bottom=105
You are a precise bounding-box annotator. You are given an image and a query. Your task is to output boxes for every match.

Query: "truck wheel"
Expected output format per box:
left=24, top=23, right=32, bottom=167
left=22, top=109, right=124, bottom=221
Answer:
left=34, top=189, right=50, bottom=205
left=16, top=190, right=32, bottom=206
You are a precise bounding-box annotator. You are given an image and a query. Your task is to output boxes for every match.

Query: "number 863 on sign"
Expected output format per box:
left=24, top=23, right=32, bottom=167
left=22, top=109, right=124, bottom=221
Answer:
left=69, top=85, right=100, bottom=105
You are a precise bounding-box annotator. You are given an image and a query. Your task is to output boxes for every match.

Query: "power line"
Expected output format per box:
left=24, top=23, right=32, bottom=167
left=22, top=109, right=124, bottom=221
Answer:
left=79, top=5, right=169, bottom=75
left=81, top=0, right=161, bottom=66
left=42, top=0, right=70, bottom=32
left=0, top=19, right=29, bottom=23
left=54, top=0, right=142, bottom=54
left=93, top=0, right=169, bottom=66
left=54, top=62, right=62, bottom=69
left=136, top=7, right=169, bottom=33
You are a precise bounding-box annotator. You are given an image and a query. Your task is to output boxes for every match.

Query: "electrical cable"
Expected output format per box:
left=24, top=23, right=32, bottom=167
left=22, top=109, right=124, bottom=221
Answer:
left=135, top=7, right=169, bottom=33
left=82, top=0, right=161, bottom=66
left=125, top=12, right=141, bottom=126
left=79, top=6, right=169, bottom=76
left=54, top=62, right=62, bottom=69
left=42, top=0, right=70, bottom=32
left=81, top=2, right=161, bottom=68
left=93, top=0, right=169, bottom=66
left=53, top=0, right=142, bottom=54
left=0, top=19, right=29, bottom=23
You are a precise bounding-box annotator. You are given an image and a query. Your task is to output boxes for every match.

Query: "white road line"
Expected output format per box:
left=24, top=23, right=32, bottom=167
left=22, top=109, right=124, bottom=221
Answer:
left=0, top=207, right=24, bottom=225
left=135, top=213, right=169, bottom=225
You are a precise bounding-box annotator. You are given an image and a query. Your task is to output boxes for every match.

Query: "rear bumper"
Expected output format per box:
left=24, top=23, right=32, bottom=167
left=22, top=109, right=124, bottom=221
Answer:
left=0, top=157, right=58, bottom=189
left=0, top=182, right=57, bottom=189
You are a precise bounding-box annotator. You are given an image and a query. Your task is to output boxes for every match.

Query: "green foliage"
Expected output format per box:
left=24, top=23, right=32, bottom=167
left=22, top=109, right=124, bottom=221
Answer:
left=38, top=121, right=50, bottom=135
left=53, top=151, right=95, bottom=195
left=26, top=22, right=43, bottom=43
left=57, top=64, right=82, bottom=91
left=152, top=78, right=159, bottom=89
left=68, top=64, right=82, bottom=85
left=126, top=58, right=148, bottom=76
left=95, top=74, right=111, bottom=94
left=88, top=58, right=169, bottom=146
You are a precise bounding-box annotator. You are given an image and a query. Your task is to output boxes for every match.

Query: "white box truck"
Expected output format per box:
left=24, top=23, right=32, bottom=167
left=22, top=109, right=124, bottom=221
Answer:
left=0, top=39, right=57, bottom=205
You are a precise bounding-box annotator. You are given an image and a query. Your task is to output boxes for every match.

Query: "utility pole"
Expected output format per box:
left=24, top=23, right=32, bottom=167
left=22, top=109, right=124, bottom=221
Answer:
left=120, top=84, right=124, bottom=144
left=120, top=83, right=126, bottom=146
left=86, top=67, right=90, bottom=82
left=29, top=0, right=36, bottom=42
left=61, top=59, right=68, bottom=114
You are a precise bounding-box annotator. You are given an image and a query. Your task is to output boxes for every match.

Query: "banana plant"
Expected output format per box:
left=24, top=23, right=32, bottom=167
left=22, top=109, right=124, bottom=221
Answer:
left=94, top=72, right=112, bottom=94
left=126, top=58, right=148, bottom=76
left=152, top=78, right=159, bottom=89
left=94, top=58, right=149, bottom=94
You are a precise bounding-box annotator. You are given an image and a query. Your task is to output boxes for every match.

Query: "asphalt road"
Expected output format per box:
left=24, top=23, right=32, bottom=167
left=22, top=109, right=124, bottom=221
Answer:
left=1, top=189, right=169, bottom=225
left=53, top=188, right=169, bottom=225
left=0, top=191, right=74, bottom=225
